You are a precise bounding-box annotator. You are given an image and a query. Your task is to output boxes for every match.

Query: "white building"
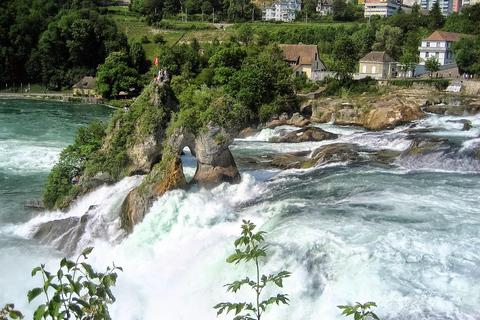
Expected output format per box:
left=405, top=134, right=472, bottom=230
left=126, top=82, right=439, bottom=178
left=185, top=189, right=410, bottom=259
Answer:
left=364, top=0, right=404, bottom=18
left=262, top=0, right=302, bottom=21
left=418, top=30, right=472, bottom=65
left=421, top=0, right=454, bottom=15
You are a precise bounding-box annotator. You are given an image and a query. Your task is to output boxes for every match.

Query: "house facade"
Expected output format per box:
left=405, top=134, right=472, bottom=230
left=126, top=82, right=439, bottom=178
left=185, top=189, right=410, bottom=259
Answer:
left=421, top=0, right=454, bottom=15
left=418, top=30, right=472, bottom=66
left=72, top=76, right=96, bottom=96
left=279, top=44, right=327, bottom=80
left=316, top=0, right=333, bottom=15
left=262, top=0, right=302, bottom=21
left=363, top=0, right=404, bottom=18
left=357, top=51, right=398, bottom=79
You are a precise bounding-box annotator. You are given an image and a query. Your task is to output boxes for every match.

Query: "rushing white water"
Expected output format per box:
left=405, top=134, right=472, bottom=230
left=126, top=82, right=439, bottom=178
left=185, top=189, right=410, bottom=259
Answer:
left=1, top=100, right=480, bottom=320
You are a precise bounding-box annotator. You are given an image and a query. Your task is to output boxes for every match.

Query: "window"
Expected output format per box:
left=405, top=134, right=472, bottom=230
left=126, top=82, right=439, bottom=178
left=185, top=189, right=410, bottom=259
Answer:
left=426, top=42, right=430, bottom=47
left=372, top=66, right=376, bottom=74
left=363, top=65, right=367, bottom=73
left=426, top=52, right=429, bottom=58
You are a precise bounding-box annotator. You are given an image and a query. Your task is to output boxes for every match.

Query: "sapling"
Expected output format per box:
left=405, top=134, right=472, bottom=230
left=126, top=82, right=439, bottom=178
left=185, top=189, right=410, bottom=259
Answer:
left=28, top=247, right=122, bottom=320
left=214, top=220, right=291, bottom=320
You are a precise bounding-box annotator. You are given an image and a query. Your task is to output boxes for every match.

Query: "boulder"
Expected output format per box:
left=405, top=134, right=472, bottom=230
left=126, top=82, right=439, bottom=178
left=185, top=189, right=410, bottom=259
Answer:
left=270, top=127, right=338, bottom=143
left=300, top=143, right=362, bottom=168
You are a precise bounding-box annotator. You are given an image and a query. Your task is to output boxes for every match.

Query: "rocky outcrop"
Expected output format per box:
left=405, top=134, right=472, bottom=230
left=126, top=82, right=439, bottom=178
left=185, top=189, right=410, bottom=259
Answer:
left=120, top=123, right=240, bottom=233
left=169, top=123, right=241, bottom=188
left=310, top=88, right=440, bottom=130
left=270, top=126, right=338, bottom=143
left=121, top=155, right=188, bottom=233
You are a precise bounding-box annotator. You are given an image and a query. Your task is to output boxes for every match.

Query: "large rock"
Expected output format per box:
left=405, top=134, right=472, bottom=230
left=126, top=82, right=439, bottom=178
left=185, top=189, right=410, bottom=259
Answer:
left=169, top=123, right=241, bottom=188
left=311, top=88, right=432, bottom=130
left=121, top=123, right=240, bottom=233
left=270, top=126, right=338, bottom=143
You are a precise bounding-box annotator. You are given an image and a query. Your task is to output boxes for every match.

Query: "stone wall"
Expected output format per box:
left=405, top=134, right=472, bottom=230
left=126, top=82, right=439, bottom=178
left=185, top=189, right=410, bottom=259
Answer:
left=460, top=81, right=480, bottom=95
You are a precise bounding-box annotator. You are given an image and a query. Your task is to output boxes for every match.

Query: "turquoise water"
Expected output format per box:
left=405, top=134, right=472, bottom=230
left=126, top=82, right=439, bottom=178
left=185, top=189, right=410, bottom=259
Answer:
left=0, top=99, right=113, bottom=222
left=0, top=99, right=479, bottom=319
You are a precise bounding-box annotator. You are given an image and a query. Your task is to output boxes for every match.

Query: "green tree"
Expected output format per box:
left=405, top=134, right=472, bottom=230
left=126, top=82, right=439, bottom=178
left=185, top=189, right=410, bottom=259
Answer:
left=214, top=220, right=291, bottom=320
left=398, top=52, right=417, bottom=78
left=331, top=35, right=357, bottom=83
left=428, top=1, right=445, bottom=31
left=372, top=25, right=403, bottom=61
left=224, top=44, right=296, bottom=118
left=95, top=51, right=141, bottom=100
left=424, top=56, right=441, bottom=78
left=237, top=23, right=254, bottom=47
left=129, top=39, right=149, bottom=73
left=452, top=35, right=480, bottom=75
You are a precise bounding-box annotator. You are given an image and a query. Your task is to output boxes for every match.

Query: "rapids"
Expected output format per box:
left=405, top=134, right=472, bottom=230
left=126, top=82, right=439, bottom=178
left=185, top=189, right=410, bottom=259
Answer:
left=0, top=99, right=479, bottom=320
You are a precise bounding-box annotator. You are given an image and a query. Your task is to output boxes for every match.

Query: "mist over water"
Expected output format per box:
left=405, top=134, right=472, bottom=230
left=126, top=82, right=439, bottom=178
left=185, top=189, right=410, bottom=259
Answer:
left=1, top=100, right=479, bottom=320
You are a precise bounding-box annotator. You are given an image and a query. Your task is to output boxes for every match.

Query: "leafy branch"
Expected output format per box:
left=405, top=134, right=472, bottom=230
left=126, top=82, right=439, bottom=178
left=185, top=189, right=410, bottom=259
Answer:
left=28, top=247, right=122, bottom=320
left=338, top=301, right=380, bottom=320
left=214, top=220, right=291, bottom=320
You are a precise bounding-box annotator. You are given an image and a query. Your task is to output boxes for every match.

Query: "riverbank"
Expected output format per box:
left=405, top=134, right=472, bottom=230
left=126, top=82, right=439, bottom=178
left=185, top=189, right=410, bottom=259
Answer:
left=0, top=92, right=102, bottom=104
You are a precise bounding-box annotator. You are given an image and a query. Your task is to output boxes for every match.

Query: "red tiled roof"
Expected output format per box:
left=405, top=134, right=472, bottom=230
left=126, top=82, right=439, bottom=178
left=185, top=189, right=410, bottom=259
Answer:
left=279, top=44, right=318, bottom=66
left=360, top=51, right=395, bottom=62
left=423, top=30, right=474, bottom=42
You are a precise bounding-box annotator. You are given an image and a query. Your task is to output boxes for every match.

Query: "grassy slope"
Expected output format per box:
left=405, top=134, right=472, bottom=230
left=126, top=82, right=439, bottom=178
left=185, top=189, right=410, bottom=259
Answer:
left=107, top=6, right=359, bottom=62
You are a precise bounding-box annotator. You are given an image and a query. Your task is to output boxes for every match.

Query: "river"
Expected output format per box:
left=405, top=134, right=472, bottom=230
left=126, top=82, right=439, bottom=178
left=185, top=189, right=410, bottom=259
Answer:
left=0, top=98, right=479, bottom=320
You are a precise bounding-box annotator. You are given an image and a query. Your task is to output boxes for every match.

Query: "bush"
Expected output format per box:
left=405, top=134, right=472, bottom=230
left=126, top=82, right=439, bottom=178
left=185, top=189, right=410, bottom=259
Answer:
left=153, top=33, right=166, bottom=45
left=140, top=35, right=150, bottom=44
left=43, top=122, right=107, bottom=209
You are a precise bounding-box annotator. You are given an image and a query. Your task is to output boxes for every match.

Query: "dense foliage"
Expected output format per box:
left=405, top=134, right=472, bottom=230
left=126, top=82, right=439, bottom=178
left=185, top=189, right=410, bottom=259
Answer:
left=43, top=122, right=107, bottom=209
left=0, top=0, right=130, bottom=90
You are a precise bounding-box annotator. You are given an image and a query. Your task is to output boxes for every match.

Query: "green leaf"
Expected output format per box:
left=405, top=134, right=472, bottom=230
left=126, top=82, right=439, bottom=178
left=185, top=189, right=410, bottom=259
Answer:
left=8, top=310, right=23, bottom=319
left=370, top=312, right=380, bottom=320
left=235, top=303, right=244, bottom=315
left=31, top=266, right=42, bottom=277
left=28, top=288, right=43, bottom=303
left=81, top=263, right=95, bottom=279
left=33, top=305, right=46, bottom=320
left=69, top=303, right=84, bottom=318
left=72, top=298, right=89, bottom=309
left=82, top=247, right=94, bottom=258
left=88, top=282, right=97, bottom=296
